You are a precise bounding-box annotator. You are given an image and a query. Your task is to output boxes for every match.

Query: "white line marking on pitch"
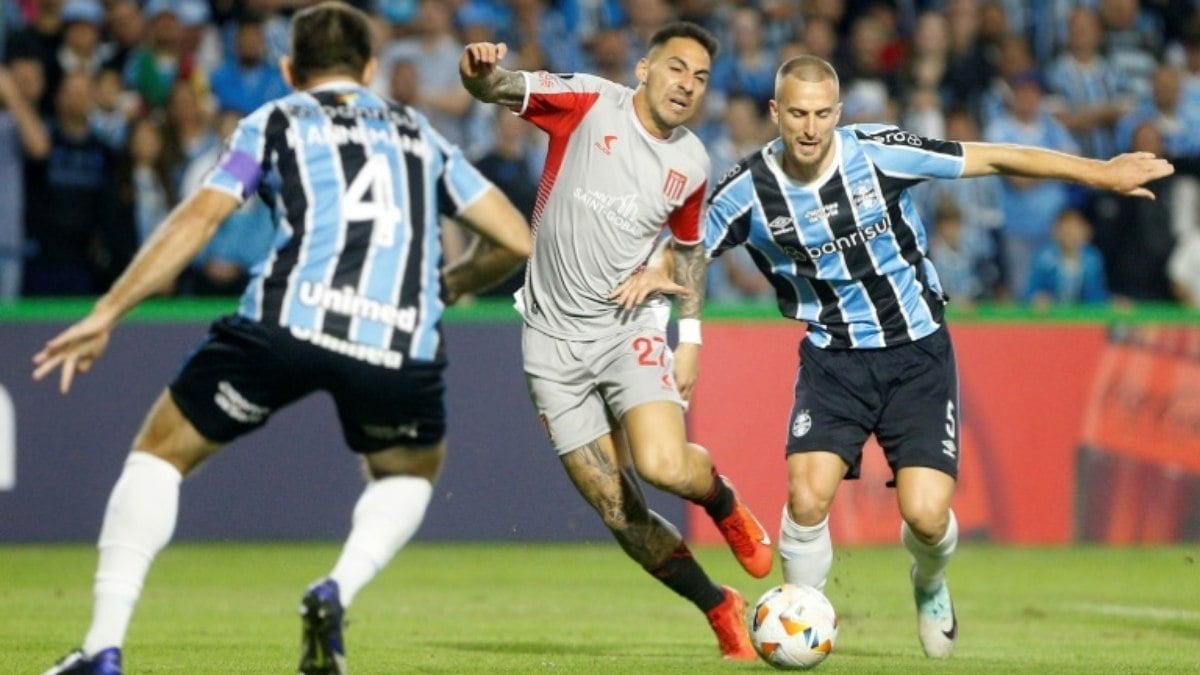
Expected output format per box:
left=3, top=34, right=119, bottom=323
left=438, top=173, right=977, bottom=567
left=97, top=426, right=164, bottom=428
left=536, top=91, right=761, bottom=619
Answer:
left=1069, top=603, right=1200, bottom=621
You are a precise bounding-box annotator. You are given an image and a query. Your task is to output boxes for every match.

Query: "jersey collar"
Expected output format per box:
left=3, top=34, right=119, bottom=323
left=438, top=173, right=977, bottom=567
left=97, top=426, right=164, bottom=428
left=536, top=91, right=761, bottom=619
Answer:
left=765, top=131, right=843, bottom=187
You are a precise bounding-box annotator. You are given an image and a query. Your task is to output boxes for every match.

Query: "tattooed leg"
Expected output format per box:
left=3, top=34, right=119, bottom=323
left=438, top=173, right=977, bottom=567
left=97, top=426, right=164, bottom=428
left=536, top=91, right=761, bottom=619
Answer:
left=561, top=435, right=681, bottom=566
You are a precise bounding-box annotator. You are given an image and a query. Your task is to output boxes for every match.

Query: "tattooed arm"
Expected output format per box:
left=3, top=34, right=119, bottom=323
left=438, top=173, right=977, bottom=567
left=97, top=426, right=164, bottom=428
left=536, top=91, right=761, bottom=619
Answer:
left=459, top=42, right=528, bottom=108
left=604, top=240, right=707, bottom=400
left=671, top=242, right=707, bottom=321
left=670, top=241, right=706, bottom=402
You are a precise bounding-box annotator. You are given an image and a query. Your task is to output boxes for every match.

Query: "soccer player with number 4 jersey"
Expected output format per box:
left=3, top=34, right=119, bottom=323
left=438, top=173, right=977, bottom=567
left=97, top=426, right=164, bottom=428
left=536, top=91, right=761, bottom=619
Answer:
left=460, top=22, right=772, bottom=661
left=36, top=4, right=532, bottom=674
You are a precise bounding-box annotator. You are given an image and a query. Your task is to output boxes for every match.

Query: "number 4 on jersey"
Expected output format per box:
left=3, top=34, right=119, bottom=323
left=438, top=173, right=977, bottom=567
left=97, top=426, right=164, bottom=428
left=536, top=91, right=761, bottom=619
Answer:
left=344, top=154, right=403, bottom=247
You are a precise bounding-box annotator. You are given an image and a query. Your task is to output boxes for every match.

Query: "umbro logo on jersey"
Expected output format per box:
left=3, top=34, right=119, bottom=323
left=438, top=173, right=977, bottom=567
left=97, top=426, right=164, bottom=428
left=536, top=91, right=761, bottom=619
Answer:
left=768, top=216, right=794, bottom=233
left=595, top=134, right=618, bottom=154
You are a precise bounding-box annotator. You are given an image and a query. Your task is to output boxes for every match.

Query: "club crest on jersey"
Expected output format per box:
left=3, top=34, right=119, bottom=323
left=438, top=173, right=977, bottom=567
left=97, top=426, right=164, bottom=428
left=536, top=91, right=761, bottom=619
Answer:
left=850, top=181, right=881, bottom=210
left=792, top=410, right=813, bottom=437
left=663, top=169, right=688, bottom=202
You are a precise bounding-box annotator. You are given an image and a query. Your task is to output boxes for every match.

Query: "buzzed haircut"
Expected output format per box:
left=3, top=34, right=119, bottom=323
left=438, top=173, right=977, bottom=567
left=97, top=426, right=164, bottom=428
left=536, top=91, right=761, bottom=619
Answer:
left=775, top=55, right=840, bottom=95
left=289, top=1, right=373, bottom=86
left=648, top=21, right=719, bottom=60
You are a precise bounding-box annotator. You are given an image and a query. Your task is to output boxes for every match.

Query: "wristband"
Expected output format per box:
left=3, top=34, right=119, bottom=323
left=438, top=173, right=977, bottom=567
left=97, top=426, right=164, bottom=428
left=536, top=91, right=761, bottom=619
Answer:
left=677, top=318, right=702, bottom=345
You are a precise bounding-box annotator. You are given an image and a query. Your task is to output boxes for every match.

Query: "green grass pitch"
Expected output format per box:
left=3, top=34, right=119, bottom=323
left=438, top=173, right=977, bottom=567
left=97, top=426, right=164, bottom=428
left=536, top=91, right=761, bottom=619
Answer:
left=3, top=542, right=1197, bottom=673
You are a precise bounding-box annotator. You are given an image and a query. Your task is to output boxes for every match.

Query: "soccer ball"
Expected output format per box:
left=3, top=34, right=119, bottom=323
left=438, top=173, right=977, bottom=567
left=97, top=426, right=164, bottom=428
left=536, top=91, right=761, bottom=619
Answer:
left=749, top=583, right=839, bottom=670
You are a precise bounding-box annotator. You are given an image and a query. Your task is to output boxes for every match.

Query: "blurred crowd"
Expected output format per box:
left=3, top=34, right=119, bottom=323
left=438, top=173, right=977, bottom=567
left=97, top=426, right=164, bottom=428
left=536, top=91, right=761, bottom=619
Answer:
left=1, top=0, right=1199, bottom=310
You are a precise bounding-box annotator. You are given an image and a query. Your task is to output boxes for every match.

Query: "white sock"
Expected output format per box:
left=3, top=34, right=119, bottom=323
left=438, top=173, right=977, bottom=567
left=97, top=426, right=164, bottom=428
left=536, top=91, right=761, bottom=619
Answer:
left=778, top=506, right=832, bottom=591
left=83, top=452, right=182, bottom=656
left=329, top=476, right=433, bottom=608
left=902, top=509, right=958, bottom=592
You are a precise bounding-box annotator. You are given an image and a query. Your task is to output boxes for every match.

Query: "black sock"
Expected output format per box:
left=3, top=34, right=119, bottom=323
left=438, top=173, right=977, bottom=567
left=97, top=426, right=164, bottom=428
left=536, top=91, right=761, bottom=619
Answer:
left=693, top=466, right=735, bottom=522
left=645, top=543, right=726, bottom=612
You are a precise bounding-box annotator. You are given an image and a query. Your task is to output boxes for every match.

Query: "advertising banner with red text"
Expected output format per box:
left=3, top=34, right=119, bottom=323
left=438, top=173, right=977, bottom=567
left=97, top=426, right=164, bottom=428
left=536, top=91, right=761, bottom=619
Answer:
left=1076, top=325, right=1200, bottom=543
left=686, top=323, right=1116, bottom=545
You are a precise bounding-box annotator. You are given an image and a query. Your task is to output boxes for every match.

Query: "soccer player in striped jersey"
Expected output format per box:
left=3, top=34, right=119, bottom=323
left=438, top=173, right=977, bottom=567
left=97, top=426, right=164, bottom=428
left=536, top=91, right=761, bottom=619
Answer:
left=698, top=54, right=1172, bottom=660
left=35, top=4, right=531, bottom=674
left=460, top=22, right=770, bottom=661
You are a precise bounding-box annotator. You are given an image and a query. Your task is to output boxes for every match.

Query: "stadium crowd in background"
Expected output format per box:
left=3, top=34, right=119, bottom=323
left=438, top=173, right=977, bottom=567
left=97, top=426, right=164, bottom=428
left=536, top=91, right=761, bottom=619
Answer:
left=2, top=0, right=1199, bottom=308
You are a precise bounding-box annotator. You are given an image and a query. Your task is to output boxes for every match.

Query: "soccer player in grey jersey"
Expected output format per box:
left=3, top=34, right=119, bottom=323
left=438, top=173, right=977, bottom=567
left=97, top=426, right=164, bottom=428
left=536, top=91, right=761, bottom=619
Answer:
left=653, top=54, right=1173, bottom=660
left=461, top=22, right=771, bottom=661
left=36, top=4, right=532, bottom=674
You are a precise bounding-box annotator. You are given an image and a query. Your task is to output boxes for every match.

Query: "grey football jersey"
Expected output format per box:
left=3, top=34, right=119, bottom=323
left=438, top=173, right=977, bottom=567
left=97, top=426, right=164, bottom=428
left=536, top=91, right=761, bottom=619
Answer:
left=515, top=71, right=710, bottom=340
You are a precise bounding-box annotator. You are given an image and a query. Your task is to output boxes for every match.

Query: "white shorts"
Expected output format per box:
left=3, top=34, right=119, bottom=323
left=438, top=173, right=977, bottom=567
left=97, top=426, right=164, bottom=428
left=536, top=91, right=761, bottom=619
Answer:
left=522, top=324, right=684, bottom=455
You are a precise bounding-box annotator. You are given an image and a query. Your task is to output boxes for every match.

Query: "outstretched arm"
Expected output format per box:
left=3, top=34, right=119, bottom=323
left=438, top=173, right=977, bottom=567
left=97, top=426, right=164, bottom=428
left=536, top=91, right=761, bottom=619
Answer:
left=32, top=188, right=237, bottom=393
left=442, top=187, right=533, bottom=303
left=961, top=144, right=1174, bottom=199
left=459, top=42, right=527, bottom=108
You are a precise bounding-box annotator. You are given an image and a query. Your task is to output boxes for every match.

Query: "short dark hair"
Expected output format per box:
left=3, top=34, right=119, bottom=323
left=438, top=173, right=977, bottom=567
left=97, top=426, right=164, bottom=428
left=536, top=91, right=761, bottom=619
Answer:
left=289, top=1, right=373, bottom=87
left=647, top=21, right=719, bottom=61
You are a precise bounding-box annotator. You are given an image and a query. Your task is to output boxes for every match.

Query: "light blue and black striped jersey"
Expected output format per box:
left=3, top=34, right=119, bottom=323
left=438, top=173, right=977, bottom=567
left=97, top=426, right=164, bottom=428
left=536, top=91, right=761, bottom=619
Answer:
left=704, top=125, right=964, bottom=350
left=203, top=81, right=491, bottom=366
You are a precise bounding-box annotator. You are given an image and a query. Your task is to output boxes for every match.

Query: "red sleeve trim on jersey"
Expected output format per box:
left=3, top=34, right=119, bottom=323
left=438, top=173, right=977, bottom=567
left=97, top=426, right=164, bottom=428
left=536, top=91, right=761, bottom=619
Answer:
left=522, top=89, right=600, bottom=137
left=667, top=180, right=707, bottom=245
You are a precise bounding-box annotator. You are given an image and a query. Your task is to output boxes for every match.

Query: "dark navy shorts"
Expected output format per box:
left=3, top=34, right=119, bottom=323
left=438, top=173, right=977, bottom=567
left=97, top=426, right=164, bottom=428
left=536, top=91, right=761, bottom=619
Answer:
left=169, top=315, right=446, bottom=453
left=785, top=326, right=960, bottom=483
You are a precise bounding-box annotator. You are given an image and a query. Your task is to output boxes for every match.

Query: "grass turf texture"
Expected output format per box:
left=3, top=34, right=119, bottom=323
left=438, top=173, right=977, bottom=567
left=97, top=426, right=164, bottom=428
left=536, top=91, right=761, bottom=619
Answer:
left=3, top=543, right=1197, bottom=673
